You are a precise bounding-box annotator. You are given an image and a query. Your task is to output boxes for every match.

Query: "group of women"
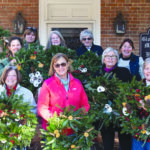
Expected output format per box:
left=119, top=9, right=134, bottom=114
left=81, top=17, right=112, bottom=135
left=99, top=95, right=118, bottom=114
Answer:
left=0, top=27, right=149, bottom=150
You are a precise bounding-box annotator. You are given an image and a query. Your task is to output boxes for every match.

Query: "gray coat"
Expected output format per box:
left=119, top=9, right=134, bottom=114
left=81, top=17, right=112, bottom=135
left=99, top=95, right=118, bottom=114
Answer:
left=0, top=84, right=37, bottom=114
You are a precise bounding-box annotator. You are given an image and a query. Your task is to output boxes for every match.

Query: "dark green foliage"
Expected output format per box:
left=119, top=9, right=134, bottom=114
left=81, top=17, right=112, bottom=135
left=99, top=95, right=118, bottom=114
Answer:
left=0, top=92, right=37, bottom=149
left=72, top=51, right=102, bottom=85
left=85, top=74, right=122, bottom=129
left=115, top=78, right=150, bottom=143
left=0, top=27, right=11, bottom=37
left=41, top=106, right=97, bottom=150
left=0, top=26, right=11, bottom=59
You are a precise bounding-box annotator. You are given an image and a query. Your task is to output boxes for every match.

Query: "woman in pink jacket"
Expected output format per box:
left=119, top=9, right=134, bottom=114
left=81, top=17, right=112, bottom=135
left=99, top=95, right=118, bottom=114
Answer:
left=37, top=53, right=90, bottom=130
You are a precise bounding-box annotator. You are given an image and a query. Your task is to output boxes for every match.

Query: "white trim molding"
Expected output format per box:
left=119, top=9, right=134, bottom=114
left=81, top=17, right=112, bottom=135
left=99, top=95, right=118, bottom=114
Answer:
left=39, top=0, right=101, bottom=47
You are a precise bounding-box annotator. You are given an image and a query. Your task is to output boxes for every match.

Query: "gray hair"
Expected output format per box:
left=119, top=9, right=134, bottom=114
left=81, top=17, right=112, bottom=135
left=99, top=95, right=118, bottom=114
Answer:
left=46, top=30, right=66, bottom=50
left=80, top=29, right=94, bottom=42
left=144, top=57, right=150, bottom=70
left=102, top=47, right=119, bottom=64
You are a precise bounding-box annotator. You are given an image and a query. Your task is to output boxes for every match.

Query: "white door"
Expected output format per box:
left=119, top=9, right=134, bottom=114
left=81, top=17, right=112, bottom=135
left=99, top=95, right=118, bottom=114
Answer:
left=39, top=0, right=101, bottom=47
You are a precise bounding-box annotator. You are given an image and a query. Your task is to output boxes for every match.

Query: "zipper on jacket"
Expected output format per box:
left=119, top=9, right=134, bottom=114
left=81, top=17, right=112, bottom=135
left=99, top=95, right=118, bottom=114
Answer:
left=66, top=94, right=68, bottom=100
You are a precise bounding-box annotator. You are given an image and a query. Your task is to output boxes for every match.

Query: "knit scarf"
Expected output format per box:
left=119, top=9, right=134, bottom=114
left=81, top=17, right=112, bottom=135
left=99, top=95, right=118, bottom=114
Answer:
left=104, top=66, right=115, bottom=73
left=6, top=84, right=17, bottom=97
left=56, top=73, right=70, bottom=92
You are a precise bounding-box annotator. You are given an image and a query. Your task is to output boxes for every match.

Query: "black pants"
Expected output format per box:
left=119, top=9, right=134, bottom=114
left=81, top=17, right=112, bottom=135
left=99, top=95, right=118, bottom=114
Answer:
left=101, top=125, right=132, bottom=150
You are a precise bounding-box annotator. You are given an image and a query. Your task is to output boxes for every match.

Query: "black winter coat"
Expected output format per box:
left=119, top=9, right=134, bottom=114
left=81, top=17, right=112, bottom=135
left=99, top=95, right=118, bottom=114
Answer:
left=76, top=44, right=103, bottom=56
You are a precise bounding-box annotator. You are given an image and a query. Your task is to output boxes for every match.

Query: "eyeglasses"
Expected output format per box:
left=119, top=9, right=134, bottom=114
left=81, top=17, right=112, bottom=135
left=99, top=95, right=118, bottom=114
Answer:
left=104, top=55, right=117, bottom=59
left=26, top=27, right=37, bottom=32
left=54, top=62, right=67, bottom=68
left=82, top=37, right=92, bottom=41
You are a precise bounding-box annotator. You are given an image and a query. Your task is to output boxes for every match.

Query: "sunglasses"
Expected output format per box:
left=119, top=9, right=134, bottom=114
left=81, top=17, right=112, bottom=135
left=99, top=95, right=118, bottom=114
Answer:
left=54, top=62, right=67, bottom=68
left=26, top=27, right=37, bottom=32
left=82, top=37, right=92, bottom=41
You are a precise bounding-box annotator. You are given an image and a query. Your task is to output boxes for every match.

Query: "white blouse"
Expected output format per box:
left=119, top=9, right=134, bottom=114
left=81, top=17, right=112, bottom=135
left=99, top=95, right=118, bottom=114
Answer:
left=118, top=56, right=144, bottom=79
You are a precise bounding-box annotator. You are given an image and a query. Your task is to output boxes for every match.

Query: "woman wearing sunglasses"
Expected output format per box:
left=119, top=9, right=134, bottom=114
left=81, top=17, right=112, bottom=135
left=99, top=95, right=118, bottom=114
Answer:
left=23, top=27, right=38, bottom=50
left=37, top=53, right=90, bottom=131
left=76, top=29, right=103, bottom=56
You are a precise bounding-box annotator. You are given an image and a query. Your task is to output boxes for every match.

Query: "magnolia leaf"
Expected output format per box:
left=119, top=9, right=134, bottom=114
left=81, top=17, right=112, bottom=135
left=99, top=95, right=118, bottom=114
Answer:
left=78, top=135, right=84, bottom=143
left=145, top=114, right=150, bottom=125
left=52, top=139, right=56, bottom=149
left=88, top=87, right=95, bottom=92
left=46, top=138, right=56, bottom=145
left=72, top=119, right=82, bottom=125
left=84, top=83, right=91, bottom=89
left=43, top=146, right=50, bottom=150
left=69, top=122, right=77, bottom=132
left=64, top=106, right=70, bottom=114
left=62, top=120, right=68, bottom=128
left=48, top=123, right=55, bottom=131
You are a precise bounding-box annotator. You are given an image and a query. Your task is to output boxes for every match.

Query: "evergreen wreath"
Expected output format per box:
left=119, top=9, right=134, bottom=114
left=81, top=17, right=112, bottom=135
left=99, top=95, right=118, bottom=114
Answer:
left=0, top=92, right=37, bottom=150
left=72, top=51, right=102, bottom=86
left=14, top=45, right=78, bottom=95
left=115, top=78, right=150, bottom=144
left=85, top=73, right=122, bottom=129
left=41, top=106, right=97, bottom=150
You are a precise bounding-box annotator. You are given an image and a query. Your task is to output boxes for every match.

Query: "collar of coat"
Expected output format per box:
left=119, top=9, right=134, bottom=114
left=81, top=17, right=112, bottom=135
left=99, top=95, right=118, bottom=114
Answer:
left=54, top=72, right=74, bottom=85
left=1, top=84, right=21, bottom=93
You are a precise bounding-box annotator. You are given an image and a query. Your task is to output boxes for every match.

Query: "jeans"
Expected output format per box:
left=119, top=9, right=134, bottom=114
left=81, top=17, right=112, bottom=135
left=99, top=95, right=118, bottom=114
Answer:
left=132, top=138, right=150, bottom=150
left=0, top=147, right=26, bottom=150
left=12, top=147, right=26, bottom=150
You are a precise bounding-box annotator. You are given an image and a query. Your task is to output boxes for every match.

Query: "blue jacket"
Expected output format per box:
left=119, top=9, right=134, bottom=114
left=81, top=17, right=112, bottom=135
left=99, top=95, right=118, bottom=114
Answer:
left=119, top=53, right=141, bottom=81
left=76, top=44, right=103, bottom=56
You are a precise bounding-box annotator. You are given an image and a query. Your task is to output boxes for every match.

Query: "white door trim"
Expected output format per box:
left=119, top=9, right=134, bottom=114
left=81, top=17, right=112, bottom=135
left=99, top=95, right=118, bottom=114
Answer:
left=39, top=0, right=101, bottom=47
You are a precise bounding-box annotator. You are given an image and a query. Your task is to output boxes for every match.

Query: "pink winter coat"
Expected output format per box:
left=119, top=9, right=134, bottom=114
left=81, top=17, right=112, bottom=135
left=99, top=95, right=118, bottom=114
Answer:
left=37, top=72, right=90, bottom=130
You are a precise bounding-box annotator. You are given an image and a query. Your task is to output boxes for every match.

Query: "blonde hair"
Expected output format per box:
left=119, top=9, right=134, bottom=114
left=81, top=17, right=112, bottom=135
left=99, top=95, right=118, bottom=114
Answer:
left=49, top=53, right=73, bottom=76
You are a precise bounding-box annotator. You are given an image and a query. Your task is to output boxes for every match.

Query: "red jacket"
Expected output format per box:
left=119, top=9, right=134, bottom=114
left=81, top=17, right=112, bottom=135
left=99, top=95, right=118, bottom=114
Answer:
left=37, top=73, right=90, bottom=130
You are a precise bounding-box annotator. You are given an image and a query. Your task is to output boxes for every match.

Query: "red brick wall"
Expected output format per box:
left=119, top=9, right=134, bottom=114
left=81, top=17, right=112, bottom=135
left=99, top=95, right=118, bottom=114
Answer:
left=0, top=0, right=150, bottom=55
left=0, top=0, right=38, bottom=37
left=101, top=0, right=150, bottom=55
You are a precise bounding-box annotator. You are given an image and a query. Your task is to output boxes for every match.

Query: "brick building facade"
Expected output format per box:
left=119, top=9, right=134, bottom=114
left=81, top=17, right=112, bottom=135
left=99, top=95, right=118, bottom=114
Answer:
left=0, top=0, right=38, bottom=34
left=0, top=0, right=150, bottom=54
left=101, top=0, right=150, bottom=54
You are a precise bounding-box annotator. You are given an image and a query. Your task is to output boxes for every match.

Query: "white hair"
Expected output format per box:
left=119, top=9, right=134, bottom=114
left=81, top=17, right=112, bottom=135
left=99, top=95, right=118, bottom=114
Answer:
left=80, top=29, right=93, bottom=42
left=144, top=57, right=150, bottom=70
left=102, top=47, right=119, bottom=64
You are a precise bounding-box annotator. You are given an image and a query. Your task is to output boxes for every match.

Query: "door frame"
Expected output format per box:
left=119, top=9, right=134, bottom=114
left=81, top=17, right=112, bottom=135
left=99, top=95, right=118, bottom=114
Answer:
left=39, top=0, right=101, bottom=47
